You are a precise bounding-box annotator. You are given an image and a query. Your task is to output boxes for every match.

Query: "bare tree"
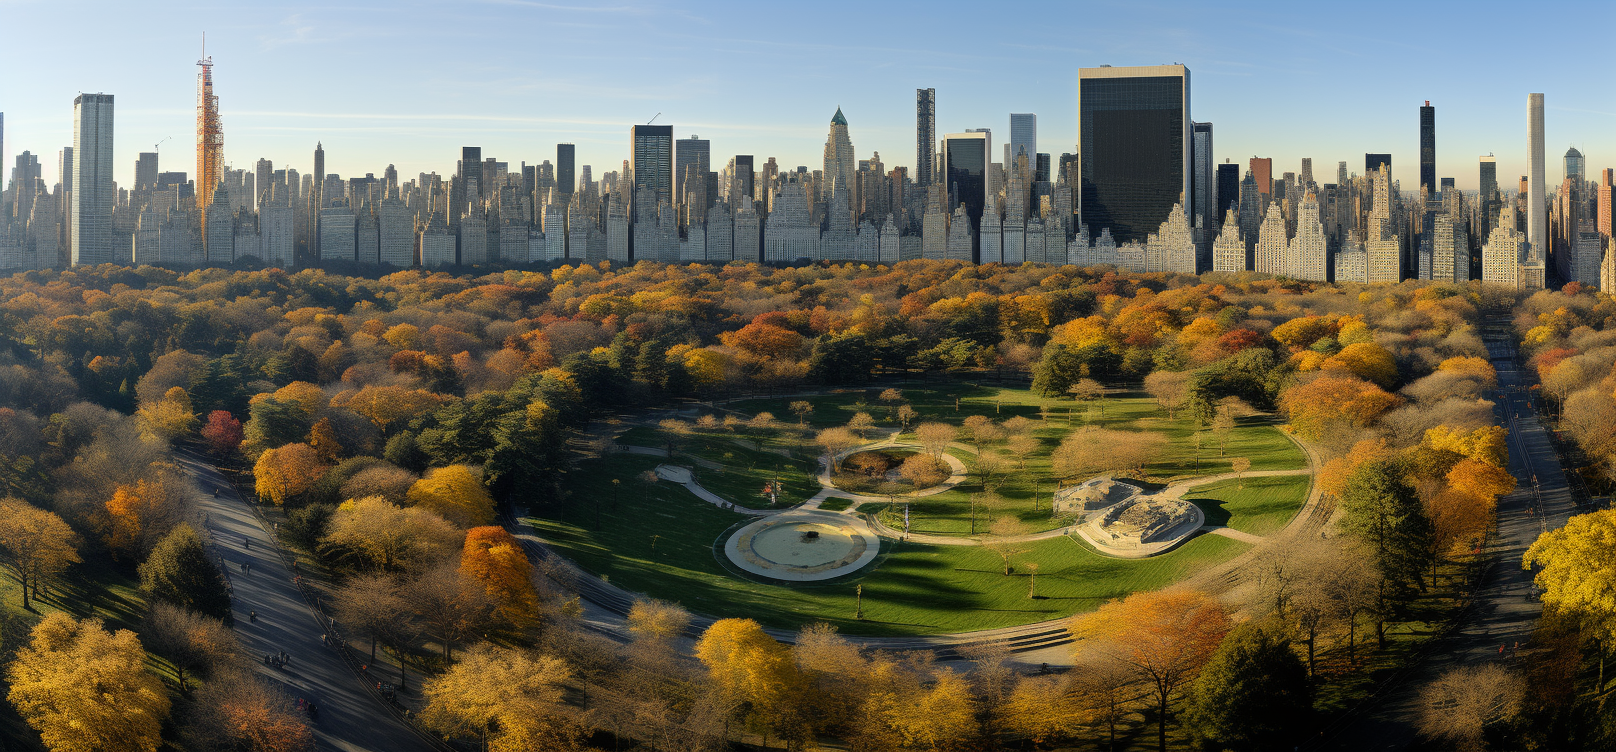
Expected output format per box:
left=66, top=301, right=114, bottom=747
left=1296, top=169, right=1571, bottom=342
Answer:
left=143, top=603, right=234, bottom=691
left=1005, top=434, right=1040, bottom=470
left=334, top=573, right=407, bottom=662
left=984, top=517, right=1031, bottom=575
left=1143, top=371, right=1192, bottom=419
left=1416, top=664, right=1524, bottom=752
left=181, top=668, right=314, bottom=752
left=914, top=422, right=957, bottom=459
left=404, top=564, right=497, bottom=660
left=816, top=427, right=861, bottom=473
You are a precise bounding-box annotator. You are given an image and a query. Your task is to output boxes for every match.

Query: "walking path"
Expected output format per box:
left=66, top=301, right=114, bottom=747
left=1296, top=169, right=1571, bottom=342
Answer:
left=176, top=449, right=439, bottom=752
left=1310, top=321, right=1578, bottom=751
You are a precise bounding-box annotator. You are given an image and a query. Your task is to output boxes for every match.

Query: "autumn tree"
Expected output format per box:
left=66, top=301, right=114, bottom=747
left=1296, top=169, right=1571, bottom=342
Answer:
left=1524, top=508, right=1616, bottom=687
left=142, top=603, right=233, bottom=691
left=1144, top=370, right=1192, bottom=419
left=984, top=516, right=1031, bottom=575
left=307, top=417, right=343, bottom=463
left=816, top=427, right=861, bottom=473
left=898, top=453, right=949, bottom=490
left=846, top=412, right=876, bottom=439
left=330, top=385, right=442, bottom=437
left=1187, top=622, right=1311, bottom=751
left=914, top=421, right=957, bottom=459
left=334, top=573, right=408, bottom=662
left=1279, top=374, right=1403, bottom=441
left=138, top=524, right=231, bottom=621
left=895, top=404, right=919, bottom=432
left=200, top=410, right=244, bottom=455
left=181, top=669, right=314, bottom=752
left=1005, top=433, right=1040, bottom=470
left=405, top=564, right=496, bottom=660
left=1069, top=589, right=1230, bottom=752
left=695, top=618, right=808, bottom=747
left=137, top=386, right=199, bottom=442
left=1001, top=674, right=1093, bottom=747
left=6, top=613, right=171, bottom=752
left=1415, top=664, right=1523, bottom=752
left=0, top=497, right=80, bottom=610
left=406, top=464, right=496, bottom=528
left=253, top=442, right=327, bottom=505
left=321, top=496, right=462, bottom=571
left=461, top=526, right=539, bottom=623
left=789, top=400, right=814, bottom=427
left=421, top=644, right=577, bottom=751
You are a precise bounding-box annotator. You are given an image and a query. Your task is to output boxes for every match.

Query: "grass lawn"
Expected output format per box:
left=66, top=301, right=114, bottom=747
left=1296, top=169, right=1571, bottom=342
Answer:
left=615, top=425, right=820, bottom=508
left=1185, top=475, right=1313, bottom=536
left=538, top=453, right=1251, bottom=636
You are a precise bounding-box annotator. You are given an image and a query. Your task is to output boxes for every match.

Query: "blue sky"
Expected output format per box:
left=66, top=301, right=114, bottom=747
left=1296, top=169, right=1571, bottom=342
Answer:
left=3, top=0, right=1612, bottom=192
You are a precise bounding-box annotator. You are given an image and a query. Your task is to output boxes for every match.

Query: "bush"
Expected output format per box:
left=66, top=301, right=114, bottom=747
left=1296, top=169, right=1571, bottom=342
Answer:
left=285, top=503, right=336, bottom=551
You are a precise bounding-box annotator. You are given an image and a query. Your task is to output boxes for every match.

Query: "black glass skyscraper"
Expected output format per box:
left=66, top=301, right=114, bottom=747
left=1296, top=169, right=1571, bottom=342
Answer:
left=945, top=132, right=988, bottom=259
left=630, top=125, right=673, bottom=219
left=916, top=89, right=936, bottom=186
left=1419, top=102, right=1435, bottom=194
left=1077, top=65, right=1190, bottom=244
left=557, top=144, right=575, bottom=196
left=734, top=155, right=754, bottom=203
left=1216, top=162, right=1240, bottom=218
left=1366, top=153, right=1391, bottom=174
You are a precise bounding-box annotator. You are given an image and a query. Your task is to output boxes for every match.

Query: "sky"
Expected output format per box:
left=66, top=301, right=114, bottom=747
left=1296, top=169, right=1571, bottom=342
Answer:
left=3, top=0, right=1614, bottom=193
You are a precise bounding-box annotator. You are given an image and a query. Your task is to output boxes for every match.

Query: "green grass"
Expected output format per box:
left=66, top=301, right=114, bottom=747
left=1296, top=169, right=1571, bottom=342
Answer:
left=537, top=452, right=1251, bottom=636
left=1185, top=475, right=1313, bottom=536
left=818, top=498, right=854, bottom=512
left=616, top=426, right=820, bottom=508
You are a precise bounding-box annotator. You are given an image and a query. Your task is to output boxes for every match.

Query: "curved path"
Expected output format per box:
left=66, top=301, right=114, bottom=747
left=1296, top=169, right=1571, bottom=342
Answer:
left=176, top=448, right=439, bottom=752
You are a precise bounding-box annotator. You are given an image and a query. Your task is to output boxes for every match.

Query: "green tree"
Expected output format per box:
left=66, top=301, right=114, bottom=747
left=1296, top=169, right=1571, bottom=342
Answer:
left=1339, top=458, right=1433, bottom=637
left=242, top=396, right=311, bottom=455
left=808, top=331, right=875, bottom=384
left=137, top=525, right=231, bottom=621
left=1187, top=622, right=1311, bottom=752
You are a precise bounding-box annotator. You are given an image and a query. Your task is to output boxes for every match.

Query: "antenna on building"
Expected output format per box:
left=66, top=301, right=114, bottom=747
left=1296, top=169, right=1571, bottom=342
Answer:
left=647, top=113, right=661, bottom=125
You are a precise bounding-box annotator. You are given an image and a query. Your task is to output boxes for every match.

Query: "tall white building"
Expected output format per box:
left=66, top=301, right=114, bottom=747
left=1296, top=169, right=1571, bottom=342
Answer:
left=379, top=198, right=413, bottom=267
left=1254, top=203, right=1287, bottom=275
left=1211, top=208, right=1245, bottom=272
left=1482, top=203, right=1525, bottom=287
left=1365, top=165, right=1401, bottom=283
left=1292, top=193, right=1327, bottom=281
left=70, top=93, right=115, bottom=266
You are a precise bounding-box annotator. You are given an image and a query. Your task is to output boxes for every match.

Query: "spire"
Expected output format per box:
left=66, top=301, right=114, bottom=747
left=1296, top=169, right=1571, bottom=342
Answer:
left=831, top=107, right=847, bottom=126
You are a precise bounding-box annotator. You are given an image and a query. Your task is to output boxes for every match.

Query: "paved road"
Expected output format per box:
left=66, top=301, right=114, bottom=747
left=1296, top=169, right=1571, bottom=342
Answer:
left=1312, top=323, right=1578, bottom=751
left=176, top=449, right=437, bottom=752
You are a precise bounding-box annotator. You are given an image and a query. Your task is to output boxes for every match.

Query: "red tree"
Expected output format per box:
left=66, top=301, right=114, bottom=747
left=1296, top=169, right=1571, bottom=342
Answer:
left=200, top=410, right=244, bottom=455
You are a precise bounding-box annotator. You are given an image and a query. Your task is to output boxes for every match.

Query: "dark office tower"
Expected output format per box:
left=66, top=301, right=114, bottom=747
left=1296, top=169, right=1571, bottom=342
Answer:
left=135, top=152, right=159, bottom=191
left=1419, top=102, right=1435, bottom=195
left=734, top=155, right=755, bottom=203
left=1365, top=153, right=1391, bottom=174
left=1479, top=155, right=1498, bottom=235
left=557, top=144, right=575, bottom=196
left=1191, top=121, right=1213, bottom=228
left=1249, top=157, right=1272, bottom=207
left=1078, top=65, right=1191, bottom=244
left=253, top=158, right=273, bottom=207
left=313, top=143, right=325, bottom=202
left=630, top=125, right=673, bottom=220
left=458, top=146, right=481, bottom=201
left=944, top=131, right=989, bottom=258
left=1216, top=162, right=1240, bottom=217
left=675, top=134, right=710, bottom=207
left=916, top=88, right=936, bottom=186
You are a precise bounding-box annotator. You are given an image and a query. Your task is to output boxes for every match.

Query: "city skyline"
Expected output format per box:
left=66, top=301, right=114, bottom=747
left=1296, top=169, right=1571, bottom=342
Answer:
left=2, top=1, right=1613, bottom=191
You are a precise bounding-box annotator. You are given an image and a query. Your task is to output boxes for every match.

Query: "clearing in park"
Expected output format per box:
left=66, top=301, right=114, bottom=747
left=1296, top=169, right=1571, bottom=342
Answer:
left=528, top=382, right=1311, bottom=636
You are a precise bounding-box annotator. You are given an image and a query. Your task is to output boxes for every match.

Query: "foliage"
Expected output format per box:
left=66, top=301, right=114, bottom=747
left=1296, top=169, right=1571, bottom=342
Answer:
left=1187, top=621, right=1312, bottom=751
left=253, top=442, right=327, bottom=505
left=137, top=524, right=231, bottom=620
left=406, top=464, right=496, bottom=528
left=6, top=613, right=171, bottom=752
left=0, top=497, right=80, bottom=610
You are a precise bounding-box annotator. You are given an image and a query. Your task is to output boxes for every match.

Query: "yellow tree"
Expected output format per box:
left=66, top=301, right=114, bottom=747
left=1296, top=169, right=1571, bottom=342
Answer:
left=104, top=483, right=147, bottom=559
left=460, top=526, right=538, bottom=623
left=321, top=496, right=462, bottom=571
left=331, top=385, right=443, bottom=436
left=136, top=386, right=199, bottom=442
left=307, top=418, right=343, bottom=463
left=1423, top=426, right=1508, bottom=468
left=695, top=618, right=806, bottom=746
left=407, top=465, right=496, bottom=528
left=1524, top=509, right=1616, bottom=693
left=421, top=644, right=575, bottom=750
left=0, top=497, right=80, bottom=610
left=6, top=613, right=171, bottom=752
left=1279, top=374, right=1402, bottom=441
left=253, top=443, right=327, bottom=505
left=1069, top=589, right=1230, bottom=752
left=879, top=669, right=979, bottom=750
left=1321, top=341, right=1399, bottom=389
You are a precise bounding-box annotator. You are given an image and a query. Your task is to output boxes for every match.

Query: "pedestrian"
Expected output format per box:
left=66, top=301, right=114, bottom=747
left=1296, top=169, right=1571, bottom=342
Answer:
left=245, top=537, right=250, bottom=549
left=264, top=654, right=271, bottom=665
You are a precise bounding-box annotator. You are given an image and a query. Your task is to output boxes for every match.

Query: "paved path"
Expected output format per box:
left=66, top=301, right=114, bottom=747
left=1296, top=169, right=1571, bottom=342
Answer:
left=652, top=464, right=774, bottom=516
left=1311, top=321, right=1578, bottom=751
left=176, top=449, right=438, bottom=752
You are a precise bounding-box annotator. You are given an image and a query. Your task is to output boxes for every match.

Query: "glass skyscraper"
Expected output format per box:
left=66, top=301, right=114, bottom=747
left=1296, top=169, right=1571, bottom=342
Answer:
left=70, top=93, right=114, bottom=266
left=631, top=124, right=673, bottom=218
left=916, top=89, right=936, bottom=187
left=944, top=131, right=989, bottom=259
left=1419, top=102, right=1435, bottom=194
left=1077, top=65, right=1190, bottom=244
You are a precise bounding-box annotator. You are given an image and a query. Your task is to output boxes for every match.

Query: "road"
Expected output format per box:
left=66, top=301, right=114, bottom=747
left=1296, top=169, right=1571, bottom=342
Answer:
left=176, top=449, right=438, bottom=752
left=1312, top=321, right=1578, bottom=750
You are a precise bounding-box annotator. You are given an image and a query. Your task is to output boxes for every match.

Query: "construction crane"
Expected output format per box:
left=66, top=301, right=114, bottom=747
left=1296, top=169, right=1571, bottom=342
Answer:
left=154, top=136, right=171, bottom=153
left=647, top=112, right=661, bottom=125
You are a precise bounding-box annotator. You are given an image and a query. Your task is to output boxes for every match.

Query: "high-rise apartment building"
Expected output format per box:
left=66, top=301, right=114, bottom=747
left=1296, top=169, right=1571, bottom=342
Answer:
left=823, top=110, right=856, bottom=199
left=1008, top=113, right=1036, bottom=170
left=1249, top=157, right=1272, bottom=208
left=916, top=89, right=936, bottom=186
left=557, top=144, right=575, bottom=196
left=631, top=125, right=673, bottom=221
left=1528, top=93, right=1546, bottom=253
left=1419, top=101, right=1435, bottom=194
left=70, top=93, right=114, bottom=266
left=196, top=50, right=223, bottom=211
left=1078, top=64, right=1191, bottom=245
left=944, top=131, right=990, bottom=260
left=1191, top=122, right=1213, bottom=228
left=733, top=155, right=754, bottom=204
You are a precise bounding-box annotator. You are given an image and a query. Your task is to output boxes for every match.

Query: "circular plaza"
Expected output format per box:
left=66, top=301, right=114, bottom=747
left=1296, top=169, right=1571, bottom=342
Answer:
left=724, top=511, right=881, bottom=582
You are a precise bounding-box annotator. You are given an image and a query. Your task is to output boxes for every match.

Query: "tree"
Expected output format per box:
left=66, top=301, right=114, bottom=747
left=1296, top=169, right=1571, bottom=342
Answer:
left=1067, top=377, right=1106, bottom=407
left=330, top=385, right=442, bottom=436
left=984, top=516, right=1031, bottom=575
left=1321, top=341, right=1399, bottom=389
left=895, top=404, right=919, bottom=432
left=461, top=526, right=539, bottom=624
left=914, top=422, right=957, bottom=459
left=789, top=400, right=814, bottom=427
left=405, top=564, right=496, bottom=660
left=695, top=618, right=806, bottom=746
left=307, top=417, right=343, bottom=463
left=1229, top=457, right=1251, bottom=488
left=138, top=524, right=232, bottom=620
left=898, top=453, right=949, bottom=490
left=1005, top=433, right=1040, bottom=470
left=1279, top=374, right=1402, bottom=441
left=421, top=644, right=575, bottom=751
left=1210, top=407, right=1236, bottom=455
left=816, top=427, right=861, bottom=473
left=846, top=412, right=876, bottom=439
left=1340, top=458, right=1434, bottom=619
left=200, top=410, right=244, bottom=455
left=627, top=598, right=691, bottom=645
left=1415, top=664, right=1523, bottom=752
left=1524, top=508, right=1616, bottom=671
left=1069, top=589, right=1230, bottom=752
left=878, top=668, right=979, bottom=751
left=253, top=442, right=327, bottom=505
left=334, top=573, right=407, bottom=662
left=1187, top=622, right=1311, bottom=752
left=321, top=496, right=462, bottom=571
left=1143, top=370, right=1192, bottom=419
left=181, top=669, right=314, bottom=752
left=136, top=386, right=199, bottom=442
left=6, top=613, right=171, bottom=752
left=1053, top=427, right=1167, bottom=480
left=142, top=603, right=233, bottom=691
left=406, top=464, right=496, bottom=528
left=0, top=497, right=80, bottom=610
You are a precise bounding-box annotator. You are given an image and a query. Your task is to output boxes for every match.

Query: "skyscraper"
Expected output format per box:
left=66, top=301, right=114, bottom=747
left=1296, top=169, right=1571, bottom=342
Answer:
left=916, top=89, right=936, bottom=187
left=733, top=155, right=754, bottom=204
left=1008, top=113, right=1036, bottom=171
left=1248, top=157, right=1272, bottom=208
left=313, top=142, right=325, bottom=261
left=1078, top=64, right=1191, bottom=244
left=1191, top=122, right=1213, bottom=228
left=1528, top=93, right=1546, bottom=253
left=1479, top=155, right=1497, bottom=236
left=196, top=46, right=223, bottom=212
left=557, top=144, right=575, bottom=196
left=1419, top=101, right=1435, bottom=195
left=135, top=152, right=159, bottom=192
left=1216, top=162, right=1240, bottom=218
left=70, top=93, right=114, bottom=266
left=823, top=110, right=855, bottom=199
left=1365, top=153, right=1392, bottom=174
left=630, top=124, right=673, bottom=220
left=944, top=131, right=989, bottom=260
left=1564, top=146, right=1585, bottom=185
left=676, top=134, right=711, bottom=208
